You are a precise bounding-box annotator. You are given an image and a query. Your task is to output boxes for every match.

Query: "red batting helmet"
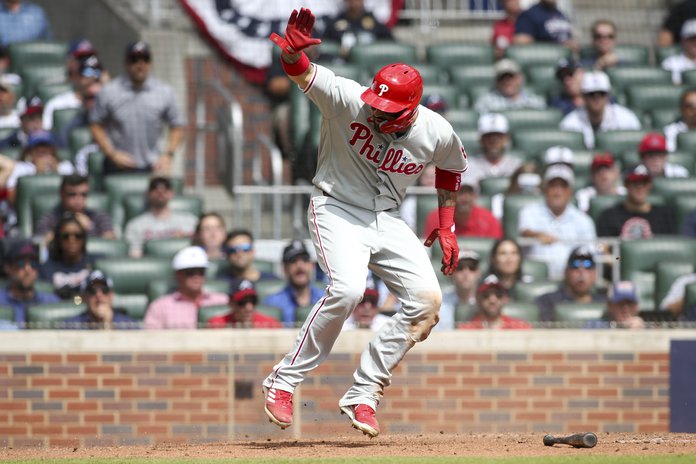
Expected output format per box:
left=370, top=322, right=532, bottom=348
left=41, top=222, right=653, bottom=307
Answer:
left=361, top=63, right=423, bottom=134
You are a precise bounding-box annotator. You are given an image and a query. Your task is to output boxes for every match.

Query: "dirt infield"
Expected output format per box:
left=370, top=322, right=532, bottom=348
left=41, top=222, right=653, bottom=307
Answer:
left=4, top=433, right=696, bottom=460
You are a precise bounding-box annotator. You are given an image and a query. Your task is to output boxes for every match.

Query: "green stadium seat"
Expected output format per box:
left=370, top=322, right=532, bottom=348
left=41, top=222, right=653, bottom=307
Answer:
left=293, top=305, right=312, bottom=325
left=512, top=130, right=585, bottom=154
left=456, top=129, right=480, bottom=150
left=505, top=44, right=571, bottom=69
left=522, top=260, right=549, bottom=280
left=113, top=294, right=149, bottom=321
left=431, top=237, right=496, bottom=271
left=589, top=194, right=623, bottom=223
left=502, top=194, right=543, bottom=238
left=652, top=177, right=696, bottom=199
left=676, top=131, right=696, bottom=152
left=413, top=63, right=446, bottom=85
left=37, top=82, right=72, bottom=105
left=479, top=177, right=510, bottom=196
left=567, top=150, right=595, bottom=178
left=96, top=257, right=172, bottom=295
left=594, top=130, right=648, bottom=154
left=453, top=303, right=476, bottom=324
left=87, top=237, right=129, bottom=258
left=319, top=61, right=365, bottom=83
left=120, top=193, right=202, bottom=232
left=445, top=109, right=479, bottom=131
left=20, top=65, right=66, bottom=98
left=348, top=42, right=417, bottom=70
left=0, top=127, right=15, bottom=140
left=449, top=65, right=496, bottom=90
left=317, top=40, right=341, bottom=59
left=594, top=45, right=651, bottom=66
left=31, top=192, right=109, bottom=235
left=626, top=85, right=683, bottom=112
left=649, top=109, right=680, bottom=129
left=655, top=46, right=681, bottom=63
left=50, top=107, right=82, bottom=136
left=674, top=195, right=696, bottom=232
left=681, top=69, right=696, bottom=86
left=666, top=151, right=695, bottom=175
left=524, top=65, right=559, bottom=96
left=619, top=237, right=696, bottom=311
left=197, top=304, right=230, bottom=327
left=512, top=280, right=558, bottom=303
left=26, top=301, right=85, bottom=329
left=503, top=301, right=540, bottom=322
left=468, top=84, right=492, bottom=105
left=143, top=237, right=193, bottom=258
left=655, top=261, right=695, bottom=309
left=426, top=43, right=494, bottom=67
left=606, top=67, right=672, bottom=95
left=422, top=84, right=468, bottom=109
left=554, top=302, right=605, bottom=324
left=501, top=108, right=563, bottom=132
left=15, top=174, right=62, bottom=237
left=87, top=150, right=105, bottom=191
left=68, top=126, right=92, bottom=154
left=7, top=41, right=68, bottom=73
left=255, top=279, right=287, bottom=301
left=259, top=304, right=284, bottom=322
left=290, top=84, right=311, bottom=154
left=0, top=304, right=14, bottom=322
left=415, top=194, right=438, bottom=236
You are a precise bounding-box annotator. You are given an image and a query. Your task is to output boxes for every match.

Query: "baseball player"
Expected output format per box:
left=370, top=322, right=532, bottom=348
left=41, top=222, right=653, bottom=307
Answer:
left=262, top=7, right=468, bottom=438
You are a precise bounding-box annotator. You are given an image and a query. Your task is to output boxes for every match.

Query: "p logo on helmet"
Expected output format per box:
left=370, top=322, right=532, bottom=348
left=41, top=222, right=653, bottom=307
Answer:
left=361, top=63, right=423, bottom=134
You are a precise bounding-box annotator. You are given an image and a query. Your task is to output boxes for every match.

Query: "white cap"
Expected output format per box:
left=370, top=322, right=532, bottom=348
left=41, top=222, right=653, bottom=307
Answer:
left=172, top=246, right=209, bottom=271
left=543, top=145, right=574, bottom=166
left=478, top=113, right=509, bottom=136
left=543, top=164, right=574, bottom=186
left=682, top=19, right=696, bottom=39
left=581, top=71, right=611, bottom=94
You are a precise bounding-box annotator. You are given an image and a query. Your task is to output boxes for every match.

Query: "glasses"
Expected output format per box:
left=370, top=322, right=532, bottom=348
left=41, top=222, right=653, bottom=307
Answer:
left=593, top=33, right=615, bottom=40
left=14, top=259, right=39, bottom=269
left=569, top=259, right=594, bottom=270
left=457, top=262, right=479, bottom=271
left=66, top=191, right=88, bottom=198
left=226, top=243, right=253, bottom=254
left=60, top=232, right=85, bottom=240
left=236, top=297, right=258, bottom=306
left=127, top=55, right=150, bottom=64
left=86, top=285, right=111, bottom=295
left=182, top=268, right=206, bottom=277
left=497, top=72, right=516, bottom=81
left=584, top=91, right=608, bottom=99
left=286, top=256, right=310, bottom=264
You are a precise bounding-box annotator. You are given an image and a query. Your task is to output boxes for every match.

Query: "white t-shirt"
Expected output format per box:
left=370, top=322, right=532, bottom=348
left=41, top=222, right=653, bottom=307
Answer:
left=661, top=54, right=696, bottom=85
left=42, top=91, right=81, bottom=130
left=660, top=274, right=696, bottom=311
left=664, top=121, right=689, bottom=152
left=575, top=185, right=628, bottom=213
left=559, top=104, right=641, bottom=149
left=6, top=160, right=75, bottom=189
left=0, top=111, right=20, bottom=129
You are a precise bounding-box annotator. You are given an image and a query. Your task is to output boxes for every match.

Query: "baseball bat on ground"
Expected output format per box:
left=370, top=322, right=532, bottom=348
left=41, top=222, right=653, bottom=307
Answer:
left=543, top=432, right=597, bottom=448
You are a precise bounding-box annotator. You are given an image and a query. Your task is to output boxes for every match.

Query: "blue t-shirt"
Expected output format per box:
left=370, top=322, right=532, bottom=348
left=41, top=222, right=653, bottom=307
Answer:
left=263, top=285, right=325, bottom=327
left=515, top=3, right=572, bottom=43
left=61, top=311, right=139, bottom=329
left=0, top=2, right=52, bottom=46
left=0, top=288, right=61, bottom=326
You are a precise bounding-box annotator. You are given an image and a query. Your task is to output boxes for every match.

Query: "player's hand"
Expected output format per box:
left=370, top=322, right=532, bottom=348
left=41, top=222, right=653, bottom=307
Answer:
left=109, top=150, right=137, bottom=169
left=154, top=153, right=172, bottom=174
left=424, top=227, right=459, bottom=276
left=270, top=8, right=321, bottom=54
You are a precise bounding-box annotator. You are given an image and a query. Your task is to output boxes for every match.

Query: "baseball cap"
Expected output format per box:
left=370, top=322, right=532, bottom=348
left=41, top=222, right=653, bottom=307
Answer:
left=459, top=249, right=481, bottom=263
left=609, top=281, right=639, bottom=304
left=591, top=152, right=615, bottom=171
left=459, top=175, right=480, bottom=194
left=362, top=276, right=379, bottom=304
left=543, top=145, right=574, bottom=166
left=543, top=164, right=574, bottom=186
left=79, top=55, right=102, bottom=79
left=282, top=239, right=310, bottom=263
left=80, top=269, right=114, bottom=293
left=17, top=96, right=44, bottom=118
left=518, top=172, right=541, bottom=192
left=495, top=59, right=521, bottom=77
left=581, top=71, right=611, bottom=94
left=26, top=130, right=55, bottom=149
left=555, top=57, right=580, bottom=79
left=68, top=38, right=96, bottom=58
left=230, top=278, right=258, bottom=304
left=0, top=75, right=17, bottom=93
left=478, top=113, right=509, bottom=135
left=4, top=239, right=38, bottom=262
left=624, top=164, right=651, bottom=183
left=423, top=94, right=448, bottom=114
left=638, top=132, right=667, bottom=155
left=125, top=41, right=151, bottom=60
left=682, top=19, right=696, bottom=39
left=148, top=176, right=172, bottom=191
left=566, top=245, right=595, bottom=269
left=172, top=246, right=209, bottom=271
left=477, top=274, right=507, bottom=295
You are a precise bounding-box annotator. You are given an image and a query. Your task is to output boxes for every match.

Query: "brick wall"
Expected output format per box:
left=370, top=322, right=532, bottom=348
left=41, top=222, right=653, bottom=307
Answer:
left=0, top=330, right=690, bottom=446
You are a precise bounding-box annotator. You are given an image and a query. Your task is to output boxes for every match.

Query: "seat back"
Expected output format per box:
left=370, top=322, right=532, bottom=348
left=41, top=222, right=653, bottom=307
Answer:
left=655, top=261, right=695, bottom=309
left=426, top=43, right=494, bottom=67
left=449, top=65, right=496, bottom=90
left=293, top=305, right=312, bottom=325
left=594, top=130, right=648, bottom=154
left=256, top=279, right=287, bottom=301
left=113, top=294, right=149, bottom=321
left=525, top=65, right=559, bottom=96
left=348, top=42, right=418, bottom=70
left=444, top=109, right=479, bottom=132
left=38, top=83, right=73, bottom=106
left=422, top=84, right=467, bottom=109
left=554, top=302, right=605, bottom=325
left=505, top=44, right=571, bottom=69
left=512, top=280, right=558, bottom=303
left=501, top=108, right=563, bottom=132
left=16, top=174, right=62, bottom=237
left=655, top=45, right=681, bottom=63
left=19, top=65, right=67, bottom=97
left=197, top=304, right=230, bottom=326
left=26, top=301, right=85, bottom=329
left=479, top=177, right=510, bottom=196
left=0, top=304, right=14, bottom=322
left=652, top=177, right=696, bottom=200
left=68, top=126, right=93, bottom=154
left=86, top=237, right=129, bottom=258
left=502, top=194, right=543, bottom=239
left=589, top=194, right=624, bottom=222
left=512, top=130, right=585, bottom=154
left=606, top=67, right=672, bottom=95
left=684, top=282, right=696, bottom=320
left=96, top=257, right=172, bottom=295
left=676, top=131, right=696, bottom=152
left=431, top=237, right=496, bottom=270
left=503, top=301, right=540, bottom=322
left=522, top=260, right=549, bottom=281
left=674, top=195, right=696, bottom=232
left=8, top=41, right=67, bottom=72
left=412, top=63, right=446, bottom=85
left=51, top=107, right=83, bottom=137
left=32, top=193, right=109, bottom=236
left=626, top=85, right=683, bottom=112
left=143, top=237, right=193, bottom=258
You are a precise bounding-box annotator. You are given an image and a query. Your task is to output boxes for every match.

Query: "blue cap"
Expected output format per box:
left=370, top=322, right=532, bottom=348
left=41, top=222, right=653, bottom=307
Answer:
left=609, top=281, right=639, bottom=304
left=68, top=38, right=96, bottom=58
left=26, top=130, right=55, bottom=149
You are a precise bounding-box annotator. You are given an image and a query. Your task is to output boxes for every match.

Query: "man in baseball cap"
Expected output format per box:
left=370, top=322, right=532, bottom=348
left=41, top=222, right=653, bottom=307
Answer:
left=458, top=274, right=531, bottom=329
left=661, top=19, right=696, bottom=85
left=574, top=152, right=626, bottom=212
left=586, top=281, right=645, bottom=329
left=637, top=132, right=688, bottom=178
left=207, top=279, right=282, bottom=329
left=552, top=57, right=584, bottom=115
left=342, top=276, right=392, bottom=331
left=475, top=59, right=545, bottom=114
left=437, top=249, right=482, bottom=330
left=61, top=270, right=136, bottom=329
left=467, top=113, right=520, bottom=184
left=0, top=96, right=43, bottom=150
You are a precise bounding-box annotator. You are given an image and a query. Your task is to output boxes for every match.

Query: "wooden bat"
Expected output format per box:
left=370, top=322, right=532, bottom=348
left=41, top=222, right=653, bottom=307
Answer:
left=543, top=432, right=597, bottom=448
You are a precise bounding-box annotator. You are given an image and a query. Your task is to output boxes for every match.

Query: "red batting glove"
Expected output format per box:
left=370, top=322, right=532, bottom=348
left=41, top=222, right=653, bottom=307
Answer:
left=270, top=8, right=322, bottom=54
left=424, top=226, right=459, bottom=276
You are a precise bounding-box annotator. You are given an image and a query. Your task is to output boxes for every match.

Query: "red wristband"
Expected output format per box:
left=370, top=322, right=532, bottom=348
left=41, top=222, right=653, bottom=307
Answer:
left=438, top=206, right=455, bottom=230
left=282, top=52, right=310, bottom=76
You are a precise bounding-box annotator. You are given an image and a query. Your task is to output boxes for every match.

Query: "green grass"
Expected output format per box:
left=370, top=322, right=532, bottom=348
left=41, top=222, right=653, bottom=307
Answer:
left=3, top=456, right=695, bottom=464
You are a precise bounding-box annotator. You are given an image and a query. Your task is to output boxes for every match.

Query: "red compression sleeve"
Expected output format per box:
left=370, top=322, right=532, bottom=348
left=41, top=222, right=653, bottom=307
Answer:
left=438, top=205, right=455, bottom=230
left=434, top=167, right=461, bottom=191
left=282, top=52, right=310, bottom=76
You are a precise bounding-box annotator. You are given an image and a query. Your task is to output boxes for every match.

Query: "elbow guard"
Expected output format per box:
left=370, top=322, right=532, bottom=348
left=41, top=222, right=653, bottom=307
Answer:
left=435, top=167, right=461, bottom=191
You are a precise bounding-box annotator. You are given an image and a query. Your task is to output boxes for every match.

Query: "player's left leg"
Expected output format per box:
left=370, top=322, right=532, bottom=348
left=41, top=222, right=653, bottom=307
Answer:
left=338, top=210, right=441, bottom=436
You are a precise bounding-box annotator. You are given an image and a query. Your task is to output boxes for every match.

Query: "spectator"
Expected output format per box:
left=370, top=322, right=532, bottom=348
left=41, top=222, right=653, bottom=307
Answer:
left=586, top=281, right=645, bottom=329
left=342, top=277, right=392, bottom=331
left=534, top=246, right=606, bottom=322
left=560, top=71, right=641, bottom=149
left=56, top=73, right=102, bottom=149
left=660, top=0, right=696, bottom=46
left=263, top=239, right=325, bottom=327
left=636, top=132, right=688, bottom=178
left=550, top=58, right=584, bottom=116
left=491, top=0, right=522, bottom=60
left=0, top=238, right=59, bottom=327
left=659, top=271, right=696, bottom=320
left=0, top=0, right=52, bottom=46
left=581, top=20, right=620, bottom=71
left=575, top=152, right=626, bottom=213
left=39, top=214, right=95, bottom=300
left=488, top=238, right=532, bottom=292
left=437, top=250, right=482, bottom=331
left=90, top=41, right=185, bottom=175
left=458, top=274, right=532, bottom=329
left=207, top=278, right=282, bottom=329
left=123, top=176, right=198, bottom=258
left=466, top=113, right=521, bottom=185
left=65, top=39, right=98, bottom=83
left=518, top=164, right=596, bottom=280
left=0, top=95, right=43, bottom=150
left=0, top=75, right=19, bottom=129
left=680, top=206, right=696, bottom=237
left=422, top=93, right=448, bottom=116
left=35, top=174, right=114, bottom=242
left=661, top=19, right=696, bottom=85
left=143, top=246, right=228, bottom=329
left=322, top=0, right=393, bottom=61
left=400, top=163, right=435, bottom=232
left=596, top=165, right=675, bottom=239
left=542, top=145, right=574, bottom=169
left=61, top=270, right=137, bottom=329
left=192, top=213, right=227, bottom=261
left=513, top=0, right=575, bottom=49
left=664, top=88, right=696, bottom=152
left=474, top=59, right=546, bottom=114
left=422, top=177, right=502, bottom=240
left=490, top=162, right=541, bottom=219
left=0, top=45, right=21, bottom=85
left=220, top=229, right=279, bottom=283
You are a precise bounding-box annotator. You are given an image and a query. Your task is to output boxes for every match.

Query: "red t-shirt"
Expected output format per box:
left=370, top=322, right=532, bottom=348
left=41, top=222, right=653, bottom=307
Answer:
left=491, top=18, right=516, bottom=49
left=207, top=312, right=283, bottom=329
left=458, top=314, right=532, bottom=330
left=423, top=205, right=502, bottom=239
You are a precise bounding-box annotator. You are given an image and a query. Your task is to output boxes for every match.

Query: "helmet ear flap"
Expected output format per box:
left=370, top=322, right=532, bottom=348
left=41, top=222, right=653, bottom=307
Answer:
left=379, top=108, right=419, bottom=134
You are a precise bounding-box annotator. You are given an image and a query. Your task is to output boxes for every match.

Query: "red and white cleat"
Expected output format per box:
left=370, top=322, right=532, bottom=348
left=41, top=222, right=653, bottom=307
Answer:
left=340, top=404, right=380, bottom=437
left=263, top=387, right=293, bottom=429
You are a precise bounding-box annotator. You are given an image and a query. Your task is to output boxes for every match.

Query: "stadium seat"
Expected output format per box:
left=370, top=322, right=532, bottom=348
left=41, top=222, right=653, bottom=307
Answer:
left=666, top=151, right=695, bottom=175
left=86, top=237, right=129, bottom=258
left=454, top=303, right=477, bottom=324
left=594, top=130, right=648, bottom=154
left=503, top=301, right=540, bottom=322
left=502, top=194, right=543, bottom=238
left=348, top=42, right=417, bottom=70
left=255, top=279, right=287, bottom=301
left=87, top=150, right=105, bottom=190
left=412, top=63, right=446, bottom=85
left=37, top=82, right=72, bottom=105
left=581, top=45, right=650, bottom=66
left=554, top=302, right=605, bottom=324
left=626, top=85, right=683, bottom=112
left=512, top=280, right=558, bottom=303
left=26, top=301, right=85, bottom=329
left=524, top=65, right=559, bottom=96
left=681, top=69, right=696, bottom=86
left=445, top=109, right=479, bottom=131
left=673, top=195, right=696, bottom=232
left=676, top=131, right=696, bottom=152
left=566, top=150, right=595, bottom=178
left=649, top=109, right=680, bottom=129
left=655, top=261, right=695, bottom=309
left=0, top=304, right=14, bottom=322
left=449, top=65, right=496, bottom=90
left=605, top=67, right=672, bottom=95
left=96, top=257, right=172, bottom=295
left=589, top=194, right=623, bottom=222
left=0, top=127, right=15, bottom=140
left=112, top=294, right=149, bottom=321
left=260, top=304, right=284, bottom=322
left=456, top=129, right=480, bottom=150
left=431, top=237, right=497, bottom=270
left=501, top=108, right=563, bottom=132
left=119, top=193, right=202, bottom=233
left=479, top=177, right=510, bottom=196
left=655, top=46, right=681, bottom=64
left=511, top=130, right=585, bottom=154
left=468, top=84, right=493, bottom=105
left=20, top=65, right=67, bottom=98
left=197, top=304, right=230, bottom=327
left=505, top=44, right=571, bottom=69
left=422, top=84, right=468, bottom=109
left=51, top=107, right=82, bottom=137
left=319, top=61, right=365, bottom=83
left=7, top=41, right=67, bottom=73
left=619, top=237, right=696, bottom=311
left=68, top=126, right=92, bottom=154
left=317, top=40, right=340, bottom=59
left=522, top=260, right=549, bottom=281
left=415, top=194, right=438, bottom=236
left=426, top=43, right=494, bottom=67
left=652, top=177, right=696, bottom=199
left=143, top=237, right=192, bottom=258
left=15, top=174, right=62, bottom=238
left=32, top=192, right=108, bottom=235
left=684, top=283, right=696, bottom=320
left=105, top=174, right=183, bottom=230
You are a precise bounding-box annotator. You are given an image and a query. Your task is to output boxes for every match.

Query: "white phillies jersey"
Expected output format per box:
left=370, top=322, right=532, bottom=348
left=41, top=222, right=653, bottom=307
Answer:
left=304, top=64, right=468, bottom=211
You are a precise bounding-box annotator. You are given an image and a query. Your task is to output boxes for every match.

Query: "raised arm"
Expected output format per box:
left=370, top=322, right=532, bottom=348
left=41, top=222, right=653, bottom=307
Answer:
left=270, top=8, right=322, bottom=90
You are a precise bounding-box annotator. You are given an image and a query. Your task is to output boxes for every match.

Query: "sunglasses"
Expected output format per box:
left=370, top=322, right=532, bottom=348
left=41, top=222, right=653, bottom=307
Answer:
left=585, top=91, right=608, bottom=98
left=286, top=255, right=310, bottom=264
left=60, top=232, right=85, bottom=240
left=569, top=259, right=594, bottom=270
left=226, top=243, right=253, bottom=254
left=497, top=72, right=516, bottom=81
left=127, top=55, right=151, bottom=64
left=86, top=285, right=111, bottom=295
left=236, top=297, right=258, bottom=306
left=457, top=261, right=479, bottom=271
left=80, top=68, right=102, bottom=79
left=14, top=259, right=39, bottom=269
left=66, top=191, right=88, bottom=198
left=182, top=268, right=206, bottom=277
left=593, top=33, right=615, bottom=39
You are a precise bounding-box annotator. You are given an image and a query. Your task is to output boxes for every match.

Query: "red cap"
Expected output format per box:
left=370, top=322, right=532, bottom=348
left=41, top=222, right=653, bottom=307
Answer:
left=624, top=164, right=651, bottom=183
left=591, top=152, right=615, bottom=171
left=638, top=133, right=667, bottom=155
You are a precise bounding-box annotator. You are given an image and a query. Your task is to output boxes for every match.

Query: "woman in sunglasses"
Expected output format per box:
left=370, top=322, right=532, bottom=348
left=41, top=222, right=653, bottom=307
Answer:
left=39, top=214, right=95, bottom=300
